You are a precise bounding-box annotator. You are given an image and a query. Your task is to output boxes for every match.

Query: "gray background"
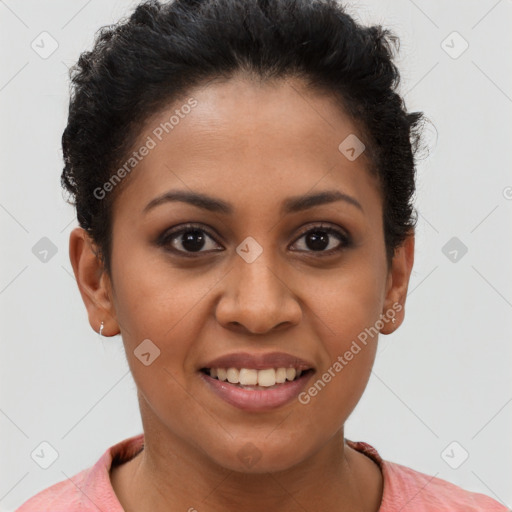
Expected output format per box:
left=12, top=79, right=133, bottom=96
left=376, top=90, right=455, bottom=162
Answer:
left=1, top=0, right=511, bottom=510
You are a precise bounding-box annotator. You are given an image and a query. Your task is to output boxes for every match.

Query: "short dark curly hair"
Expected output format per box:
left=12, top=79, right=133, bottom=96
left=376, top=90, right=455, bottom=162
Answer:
left=61, top=0, right=427, bottom=276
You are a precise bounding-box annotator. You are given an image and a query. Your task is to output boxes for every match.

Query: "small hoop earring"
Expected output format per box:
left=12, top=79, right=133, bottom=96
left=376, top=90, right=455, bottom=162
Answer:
left=99, top=321, right=104, bottom=336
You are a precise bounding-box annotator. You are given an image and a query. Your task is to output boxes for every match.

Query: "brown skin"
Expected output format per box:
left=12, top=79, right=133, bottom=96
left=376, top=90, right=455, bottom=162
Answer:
left=69, top=76, right=414, bottom=511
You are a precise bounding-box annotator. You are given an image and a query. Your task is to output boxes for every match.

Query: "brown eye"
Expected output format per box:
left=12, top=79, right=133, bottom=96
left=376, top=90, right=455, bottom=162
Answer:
left=158, top=224, right=223, bottom=256
left=291, top=224, right=352, bottom=255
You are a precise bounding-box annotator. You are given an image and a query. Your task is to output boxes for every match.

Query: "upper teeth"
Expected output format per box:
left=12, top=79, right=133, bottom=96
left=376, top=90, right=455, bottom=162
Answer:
left=209, top=367, right=303, bottom=387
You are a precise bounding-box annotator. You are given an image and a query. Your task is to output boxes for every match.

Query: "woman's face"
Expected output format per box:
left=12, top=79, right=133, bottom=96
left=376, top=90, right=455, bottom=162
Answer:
left=73, top=76, right=413, bottom=473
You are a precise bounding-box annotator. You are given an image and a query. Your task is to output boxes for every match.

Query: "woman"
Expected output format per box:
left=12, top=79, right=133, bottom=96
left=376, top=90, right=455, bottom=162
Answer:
left=16, top=0, right=507, bottom=510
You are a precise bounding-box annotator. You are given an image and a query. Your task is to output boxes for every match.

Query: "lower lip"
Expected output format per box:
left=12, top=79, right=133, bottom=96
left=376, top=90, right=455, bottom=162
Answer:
left=199, top=371, right=314, bottom=411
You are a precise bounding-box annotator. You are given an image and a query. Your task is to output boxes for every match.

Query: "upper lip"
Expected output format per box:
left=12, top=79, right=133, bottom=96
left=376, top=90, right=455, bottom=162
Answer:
left=200, top=352, right=315, bottom=371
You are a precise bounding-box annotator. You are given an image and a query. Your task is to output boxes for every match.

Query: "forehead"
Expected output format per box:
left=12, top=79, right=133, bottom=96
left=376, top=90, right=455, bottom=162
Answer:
left=112, top=76, right=380, bottom=217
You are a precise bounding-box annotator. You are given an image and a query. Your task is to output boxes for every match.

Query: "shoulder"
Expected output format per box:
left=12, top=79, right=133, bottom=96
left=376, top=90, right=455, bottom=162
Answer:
left=381, top=458, right=508, bottom=512
left=15, top=434, right=144, bottom=512
left=14, top=467, right=92, bottom=512
left=346, top=440, right=508, bottom=512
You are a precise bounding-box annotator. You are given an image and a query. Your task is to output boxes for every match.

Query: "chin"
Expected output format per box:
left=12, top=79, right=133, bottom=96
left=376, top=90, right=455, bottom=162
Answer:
left=205, top=437, right=314, bottom=475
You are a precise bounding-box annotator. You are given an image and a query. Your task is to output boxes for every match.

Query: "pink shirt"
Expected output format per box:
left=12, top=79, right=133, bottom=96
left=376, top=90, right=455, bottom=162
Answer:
left=15, top=434, right=508, bottom=511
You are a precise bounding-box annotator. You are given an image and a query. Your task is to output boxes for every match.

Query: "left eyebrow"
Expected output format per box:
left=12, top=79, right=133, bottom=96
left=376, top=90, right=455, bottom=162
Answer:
left=280, top=190, right=363, bottom=214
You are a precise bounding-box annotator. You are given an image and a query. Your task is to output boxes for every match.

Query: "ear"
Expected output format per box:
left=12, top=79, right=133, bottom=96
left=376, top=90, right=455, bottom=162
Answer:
left=69, top=227, right=120, bottom=337
left=380, top=233, right=415, bottom=334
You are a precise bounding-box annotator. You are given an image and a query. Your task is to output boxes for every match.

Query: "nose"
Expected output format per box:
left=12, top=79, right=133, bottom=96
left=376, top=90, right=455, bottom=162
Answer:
left=215, top=254, right=302, bottom=335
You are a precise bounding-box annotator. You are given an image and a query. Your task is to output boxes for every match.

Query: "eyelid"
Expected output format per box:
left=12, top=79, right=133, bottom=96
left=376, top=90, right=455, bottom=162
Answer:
left=292, top=222, right=349, bottom=242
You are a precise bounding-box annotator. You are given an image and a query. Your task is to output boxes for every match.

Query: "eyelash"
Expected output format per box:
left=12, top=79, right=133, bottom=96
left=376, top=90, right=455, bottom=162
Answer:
left=157, top=222, right=352, bottom=258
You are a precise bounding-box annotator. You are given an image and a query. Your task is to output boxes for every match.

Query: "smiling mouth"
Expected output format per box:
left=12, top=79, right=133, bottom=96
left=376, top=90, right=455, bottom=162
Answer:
left=200, top=367, right=314, bottom=390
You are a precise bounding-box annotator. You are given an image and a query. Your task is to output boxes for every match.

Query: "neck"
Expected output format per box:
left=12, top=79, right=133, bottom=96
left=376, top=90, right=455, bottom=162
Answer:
left=112, top=424, right=382, bottom=512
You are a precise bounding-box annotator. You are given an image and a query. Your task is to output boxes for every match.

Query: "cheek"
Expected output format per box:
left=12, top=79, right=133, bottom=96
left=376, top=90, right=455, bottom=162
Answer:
left=305, top=258, right=386, bottom=344
left=109, top=255, right=212, bottom=407
left=110, top=244, right=214, bottom=343
left=298, top=261, right=386, bottom=408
